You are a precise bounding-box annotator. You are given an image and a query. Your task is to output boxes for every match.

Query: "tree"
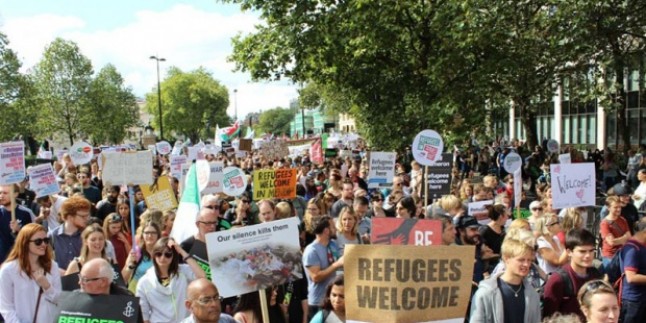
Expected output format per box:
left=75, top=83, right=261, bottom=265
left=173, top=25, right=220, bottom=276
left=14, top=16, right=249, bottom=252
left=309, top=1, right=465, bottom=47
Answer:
left=145, top=67, right=229, bottom=143
left=87, top=64, right=140, bottom=145
left=256, top=107, right=293, bottom=136
left=33, top=38, right=94, bottom=145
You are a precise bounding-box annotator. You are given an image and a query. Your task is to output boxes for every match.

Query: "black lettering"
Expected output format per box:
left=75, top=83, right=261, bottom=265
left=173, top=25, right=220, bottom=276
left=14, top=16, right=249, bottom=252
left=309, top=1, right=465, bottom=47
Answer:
left=411, top=259, right=425, bottom=282
left=427, top=259, right=438, bottom=281
left=417, top=287, right=431, bottom=309
left=373, top=258, right=383, bottom=282
left=358, top=258, right=371, bottom=280
left=384, top=258, right=395, bottom=282
left=378, top=287, right=389, bottom=309
left=449, top=286, right=460, bottom=306
left=449, top=259, right=461, bottom=281
left=431, top=286, right=450, bottom=308
left=357, top=286, right=378, bottom=308
left=390, top=287, right=401, bottom=310
left=438, top=259, right=449, bottom=281
left=395, top=259, right=410, bottom=283
left=401, top=287, right=415, bottom=310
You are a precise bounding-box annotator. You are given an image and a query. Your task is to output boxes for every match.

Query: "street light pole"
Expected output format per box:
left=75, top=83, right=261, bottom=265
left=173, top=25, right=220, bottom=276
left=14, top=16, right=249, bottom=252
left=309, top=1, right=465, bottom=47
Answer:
left=150, top=55, right=166, bottom=140
left=233, top=89, right=238, bottom=121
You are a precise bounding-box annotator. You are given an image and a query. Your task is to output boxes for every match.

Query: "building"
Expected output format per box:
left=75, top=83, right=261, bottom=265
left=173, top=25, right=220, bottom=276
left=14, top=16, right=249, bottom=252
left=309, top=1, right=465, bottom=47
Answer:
left=338, top=113, right=356, bottom=133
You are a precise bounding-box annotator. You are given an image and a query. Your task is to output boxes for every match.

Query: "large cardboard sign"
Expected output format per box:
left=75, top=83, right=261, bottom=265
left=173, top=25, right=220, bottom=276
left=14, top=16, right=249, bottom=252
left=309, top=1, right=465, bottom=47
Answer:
left=550, top=163, right=595, bottom=209
left=412, top=129, right=444, bottom=166
left=55, top=292, right=140, bottom=323
left=0, top=141, right=25, bottom=185
left=252, top=168, right=298, bottom=200
left=140, top=176, right=178, bottom=212
left=371, top=218, right=442, bottom=246
left=70, top=141, right=93, bottom=165
left=101, top=151, right=154, bottom=185
left=468, top=200, right=494, bottom=223
left=260, top=140, right=289, bottom=160
left=27, top=164, right=59, bottom=198
left=239, top=138, right=253, bottom=152
left=344, top=244, right=474, bottom=323
left=427, top=153, right=454, bottom=200
left=206, top=217, right=303, bottom=298
left=367, top=152, right=396, bottom=189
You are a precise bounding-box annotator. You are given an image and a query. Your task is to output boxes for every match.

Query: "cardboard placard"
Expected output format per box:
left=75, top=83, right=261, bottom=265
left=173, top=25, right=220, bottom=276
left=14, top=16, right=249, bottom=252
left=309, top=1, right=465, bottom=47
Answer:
left=0, top=141, right=25, bottom=185
left=344, top=244, right=474, bottom=323
left=260, top=140, right=289, bottom=160
left=367, top=152, right=396, bottom=189
left=371, top=218, right=443, bottom=246
left=550, top=163, right=595, bottom=209
left=70, top=141, right=94, bottom=165
left=27, top=164, right=59, bottom=198
left=252, top=168, right=298, bottom=200
left=206, top=217, right=303, bottom=298
left=140, top=176, right=178, bottom=212
left=101, top=151, right=154, bottom=185
left=239, top=138, right=253, bottom=152
left=55, top=292, right=140, bottom=323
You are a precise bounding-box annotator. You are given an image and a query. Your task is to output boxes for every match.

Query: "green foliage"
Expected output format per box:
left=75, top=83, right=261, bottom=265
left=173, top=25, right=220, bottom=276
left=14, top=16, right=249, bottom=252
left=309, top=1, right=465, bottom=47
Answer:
left=87, top=64, right=140, bottom=144
left=145, top=67, right=229, bottom=143
left=256, top=107, right=293, bottom=136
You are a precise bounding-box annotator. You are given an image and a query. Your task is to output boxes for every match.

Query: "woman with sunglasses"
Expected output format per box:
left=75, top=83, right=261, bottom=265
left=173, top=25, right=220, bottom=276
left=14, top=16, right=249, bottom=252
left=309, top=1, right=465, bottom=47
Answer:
left=103, top=213, right=132, bottom=270
left=226, top=193, right=256, bottom=226
left=535, top=214, right=568, bottom=275
left=365, top=191, right=386, bottom=218
left=122, top=221, right=160, bottom=293
left=65, top=224, right=118, bottom=275
left=0, top=223, right=61, bottom=322
left=578, top=280, right=619, bottom=323
left=136, top=237, right=206, bottom=322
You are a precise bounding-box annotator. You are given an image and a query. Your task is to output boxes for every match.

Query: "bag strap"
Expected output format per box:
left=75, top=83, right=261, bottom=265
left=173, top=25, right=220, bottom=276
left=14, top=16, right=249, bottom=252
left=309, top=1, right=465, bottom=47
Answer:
left=33, top=287, right=43, bottom=323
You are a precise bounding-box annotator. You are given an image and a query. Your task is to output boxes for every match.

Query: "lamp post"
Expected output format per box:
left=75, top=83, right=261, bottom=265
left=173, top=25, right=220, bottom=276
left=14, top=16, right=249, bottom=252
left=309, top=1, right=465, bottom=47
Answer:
left=233, top=89, right=238, bottom=121
left=150, top=55, right=166, bottom=140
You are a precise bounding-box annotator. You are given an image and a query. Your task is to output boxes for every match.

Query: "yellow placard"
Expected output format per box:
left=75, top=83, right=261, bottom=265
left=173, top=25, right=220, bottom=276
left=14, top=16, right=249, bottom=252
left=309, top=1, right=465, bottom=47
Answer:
left=140, top=175, right=178, bottom=211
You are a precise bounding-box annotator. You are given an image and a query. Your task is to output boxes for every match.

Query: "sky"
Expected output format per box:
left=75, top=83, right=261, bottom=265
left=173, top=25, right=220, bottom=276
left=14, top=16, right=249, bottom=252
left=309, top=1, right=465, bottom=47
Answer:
left=0, top=0, right=299, bottom=122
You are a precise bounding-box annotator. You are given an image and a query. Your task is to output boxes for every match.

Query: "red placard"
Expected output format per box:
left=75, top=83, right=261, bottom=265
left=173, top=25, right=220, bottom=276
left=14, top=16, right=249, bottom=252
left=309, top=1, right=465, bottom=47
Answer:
left=370, top=218, right=442, bottom=246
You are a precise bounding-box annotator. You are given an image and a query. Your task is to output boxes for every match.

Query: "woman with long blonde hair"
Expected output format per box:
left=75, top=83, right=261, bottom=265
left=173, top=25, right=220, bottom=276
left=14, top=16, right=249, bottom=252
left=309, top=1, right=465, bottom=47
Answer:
left=0, top=223, right=62, bottom=322
left=65, top=224, right=117, bottom=275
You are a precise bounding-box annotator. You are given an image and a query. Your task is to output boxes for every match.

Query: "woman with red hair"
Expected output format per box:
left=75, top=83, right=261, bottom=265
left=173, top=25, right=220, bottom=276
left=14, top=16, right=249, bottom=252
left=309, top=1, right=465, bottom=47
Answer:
left=0, top=223, right=62, bottom=322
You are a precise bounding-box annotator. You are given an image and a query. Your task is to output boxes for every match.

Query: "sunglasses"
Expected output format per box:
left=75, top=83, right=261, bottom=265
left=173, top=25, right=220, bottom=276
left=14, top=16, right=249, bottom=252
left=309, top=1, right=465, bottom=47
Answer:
left=109, top=214, right=123, bottom=223
left=154, top=251, right=174, bottom=259
left=204, top=205, right=220, bottom=210
left=531, top=207, right=543, bottom=211
left=30, top=237, right=50, bottom=246
left=579, top=280, right=610, bottom=302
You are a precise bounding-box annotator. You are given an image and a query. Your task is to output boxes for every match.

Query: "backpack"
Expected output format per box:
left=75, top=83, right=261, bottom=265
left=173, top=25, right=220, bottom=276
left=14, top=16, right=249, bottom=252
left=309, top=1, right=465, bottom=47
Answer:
left=605, top=240, right=639, bottom=290
left=554, top=266, right=602, bottom=297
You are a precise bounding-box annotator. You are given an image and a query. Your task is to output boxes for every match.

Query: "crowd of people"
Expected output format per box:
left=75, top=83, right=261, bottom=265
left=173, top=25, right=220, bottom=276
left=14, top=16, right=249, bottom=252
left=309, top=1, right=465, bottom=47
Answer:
left=0, top=138, right=645, bottom=323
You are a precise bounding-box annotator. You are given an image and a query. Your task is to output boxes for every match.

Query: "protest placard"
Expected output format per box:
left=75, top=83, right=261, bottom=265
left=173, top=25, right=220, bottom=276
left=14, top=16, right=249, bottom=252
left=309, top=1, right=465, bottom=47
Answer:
left=367, top=152, right=396, bottom=189
left=206, top=217, right=303, bottom=298
left=344, top=244, right=474, bottom=323
left=54, top=292, right=140, bottom=323
left=139, top=176, right=178, bottom=212
left=170, top=155, right=187, bottom=179
left=201, top=161, right=224, bottom=195
left=371, top=218, right=442, bottom=246
left=427, top=153, right=454, bottom=200
left=222, top=166, right=247, bottom=197
left=56, top=149, right=68, bottom=162
left=503, top=152, right=522, bottom=174
left=412, top=129, right=444, bottom=166
left=27, top=164, right=59, bottom=198
left=187, top=146, right=204, bottom=161
left=156, top=141, right=172, bottom=155
left=101, top=151, right=154, bottom=185
left=70, top=141, right=93, bottom=165
left=547, top=139, right=559, bottom=153
left=324, top=148, right=338, bottom=158
left=239, top=138, right=253, bottom=152
left=551, top=163, right=595, bottom=209
left=468, top=200, right=494, bottom=223
left=252, top=168, right=297, bottom=200
left=559, top=153, right=571, bottom=164
left=260, top=140, right=289, bottom=160
left=0, top=141, right=25, bottom=185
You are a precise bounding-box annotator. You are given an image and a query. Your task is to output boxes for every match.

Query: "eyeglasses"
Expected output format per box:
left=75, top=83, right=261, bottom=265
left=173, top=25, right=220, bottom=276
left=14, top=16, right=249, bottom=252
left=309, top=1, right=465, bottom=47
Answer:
left=579, top=280, right=610, bottom=302
left=194, top=295, right=223, bottom=306
left=79, top=275, right=105, bottom=284
left=154, top=251, right=174, bottom=259
left=143, top=231, right=158, bottom=236
left=198, top=221, right=218, bottom=226
left=29, top=237, right=50, bottom=246
left=109, top=214, right=123, bottom=223
left=531, top=207, right=543, bottom=211
left=204, top=205, right=220, bottom=210
left=75, top=213, right=90, bottom=219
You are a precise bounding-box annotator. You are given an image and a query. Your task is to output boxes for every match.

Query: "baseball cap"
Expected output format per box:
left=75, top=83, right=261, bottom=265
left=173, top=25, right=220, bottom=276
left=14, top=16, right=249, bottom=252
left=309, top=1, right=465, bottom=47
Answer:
left=456, top=215, right=481, bottom=229
left=611, top=183, right=633, bottom=196
left=529, top=200, right=542, bottom=210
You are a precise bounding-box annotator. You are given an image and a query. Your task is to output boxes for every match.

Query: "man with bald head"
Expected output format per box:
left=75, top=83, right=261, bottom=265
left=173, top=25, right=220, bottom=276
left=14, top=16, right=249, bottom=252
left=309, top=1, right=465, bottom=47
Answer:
left=181, top=278, right=237, bottom=323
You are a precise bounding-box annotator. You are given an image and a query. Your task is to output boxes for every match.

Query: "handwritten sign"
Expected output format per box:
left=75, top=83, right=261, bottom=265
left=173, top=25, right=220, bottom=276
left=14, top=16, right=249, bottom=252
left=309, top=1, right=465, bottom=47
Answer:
left=367, top=152, right=396, bottom=189
left=70, top=141, right=93, bottom=165
left=412, top=129, right=444, bottom=166
left=206, top=217, right=303, bottom=298
left=344, top=244, right=474, bottom=323
left=101, top=151, right=154, bottom=185
left=0, top=141, right=25, bottom=185
left=27, top=164, right=59, bottom=198
left=260, top=140, right=289, bottom=161
left=551, top=163, right=595, bottom=209
left=371, top=218, right=442, bottom=246
left=140, top=176, right=178, bottom=212
left=170, top=155, right=187, bottom=180
left=222, top=166, right=247, bottom=197
left=558, top=153, right=571, bottom=164
left=252, top=168, right=297, bottom=200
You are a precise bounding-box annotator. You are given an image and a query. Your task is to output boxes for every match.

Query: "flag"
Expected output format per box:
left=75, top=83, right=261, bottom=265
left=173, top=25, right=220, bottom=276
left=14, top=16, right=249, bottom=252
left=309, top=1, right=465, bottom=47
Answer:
left=170, top=164, right=201, bottom=243
left=214, top=124, right=222, bottom=147
left=220, top=121, right=240, bottom=142
left=310, top=138, right=323, bottom=165
left=244, top=127, right=254, bottom=139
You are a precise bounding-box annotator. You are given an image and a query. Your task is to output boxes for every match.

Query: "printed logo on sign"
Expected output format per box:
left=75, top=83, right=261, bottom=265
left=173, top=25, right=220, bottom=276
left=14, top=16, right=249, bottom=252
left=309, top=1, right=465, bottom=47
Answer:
left=229, top=176, right=244, bottom=188
left=423, top=145, right=438, bottom=161
left=223, top=170, right=239, bottom=187
left=123, top=301, right=135, bottom=318
left=417, top=136, right=440, bottom=150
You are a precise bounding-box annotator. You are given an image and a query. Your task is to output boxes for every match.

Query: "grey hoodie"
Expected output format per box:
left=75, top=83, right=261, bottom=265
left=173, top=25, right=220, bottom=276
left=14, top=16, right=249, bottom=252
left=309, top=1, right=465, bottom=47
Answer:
left=469, top=273, right=541, bottom=323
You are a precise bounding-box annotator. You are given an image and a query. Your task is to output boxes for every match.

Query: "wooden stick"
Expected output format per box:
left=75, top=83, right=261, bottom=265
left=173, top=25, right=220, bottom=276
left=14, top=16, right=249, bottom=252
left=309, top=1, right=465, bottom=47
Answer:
left=259, top=288, right=270, bottom=323
left=10, top=184, right=15, bottom=222
left=424, top=166, right=429, bottom=207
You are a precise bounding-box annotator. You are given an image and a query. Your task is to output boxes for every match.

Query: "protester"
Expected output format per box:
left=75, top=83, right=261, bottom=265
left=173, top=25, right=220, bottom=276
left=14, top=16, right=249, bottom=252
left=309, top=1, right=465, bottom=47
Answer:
left=600, top=196, right=631, bottom=270
left=352, top=196, right=370, bottom=243
left=526, top=200, right=544, bottom=230
left=303, top=216, right=343, bottom=320
left=633, top=169, right=646, bottom=210
left=0, top=184, right=35, bottom=262
left=95, top=185, right=120, bottom=222
left=364, top=191, right=386, bottom=218
left=122, top=221, right=160, bottom=293
left=330, top=180, right=354, bottom=218
left=395, top=196, right=416, bottom=219
left=490, top=228, right=546, bottom=290
left=48, top=195, right=92, bottom=272
left=78, top=170, right=101, bottom=205
left=258, top=199, right=277, bottom=223
left=181, top=278, right=237, bottom=323
left=577, top=280, right=619, bottom=323
left=479, top=204, right=508, bottom=270
left=304, top=198, right=324, bottom=245
left=103, top=212, right=132, bottom=269
left=225, top=193, right=255, bottom=226
left=233, top=288, right=286, bottom=323
left=136, top=237, right=206, bottom=322
left=470, top=237, right=541, bottom=322
left=618, top=225, right=646, bottom=322
left=0, top=223, right=61, bottom=322
left=335, top=206, right=361, bottom=255
left=34, top=194, right=67, bottom=232
left=535, top=214, right=568, bottom=275
left=309, top=275, right=345, bottom=323
left=161, top=209, right=175, bottom=237
left=433, top=215, right=456, bottom=246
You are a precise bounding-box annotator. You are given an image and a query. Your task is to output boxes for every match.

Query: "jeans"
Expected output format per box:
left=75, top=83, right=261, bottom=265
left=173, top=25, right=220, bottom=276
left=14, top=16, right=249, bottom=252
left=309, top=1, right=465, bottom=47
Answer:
left=620, top=299, right=646, bottom=323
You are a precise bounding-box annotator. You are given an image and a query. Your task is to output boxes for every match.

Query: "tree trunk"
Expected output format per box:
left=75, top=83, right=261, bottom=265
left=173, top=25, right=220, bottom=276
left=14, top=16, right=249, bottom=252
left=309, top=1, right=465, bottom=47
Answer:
left=518, top=102, right=538, bottom=150
left=614, top=62, right=629, bottom=153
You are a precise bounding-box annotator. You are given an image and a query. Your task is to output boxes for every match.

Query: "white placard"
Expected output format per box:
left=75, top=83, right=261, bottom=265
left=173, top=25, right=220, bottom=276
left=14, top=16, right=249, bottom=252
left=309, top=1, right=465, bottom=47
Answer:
left=222, top=166, right=247, bottom=197
left=468, top=200, right=494, bottom=224
left=27, top=164, right=60, bottom=198
left=411, top=129, right=444, bottom=166
left=547, top=139, right=559, bottom=153
left=367, top=152, right=396, bottom=188
left=503, top=152, right=522, bottom=173
left=558, top=153, right=571, bottom=164
left=550, top=163, right=595, bottom=209
left=156, top=141, right=172, bottom=155
left=205, top=217, right=303, bottom=298
left=170, top=155, right=187, bottom=180
left=513, top=169, right=522, bottom=208
left=0, top=141, right=25, bottom=185
left=101, top=151, right=154, bottom=185
left=201, top=162, right=224, bottom=194
left=69, top=141, right=93, bottom=165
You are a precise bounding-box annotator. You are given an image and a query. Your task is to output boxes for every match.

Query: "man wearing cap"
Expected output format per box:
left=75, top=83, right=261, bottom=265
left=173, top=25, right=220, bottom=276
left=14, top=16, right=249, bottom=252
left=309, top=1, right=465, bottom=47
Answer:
left=455, top=215, right=488, bottom=284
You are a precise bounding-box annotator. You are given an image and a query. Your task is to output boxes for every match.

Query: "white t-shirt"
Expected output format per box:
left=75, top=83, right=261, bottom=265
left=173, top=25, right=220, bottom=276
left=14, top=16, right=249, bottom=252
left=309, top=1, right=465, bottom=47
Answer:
left=46, top=195, right=68, bottom=232
left=536, top=235, right=563, bottom=275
